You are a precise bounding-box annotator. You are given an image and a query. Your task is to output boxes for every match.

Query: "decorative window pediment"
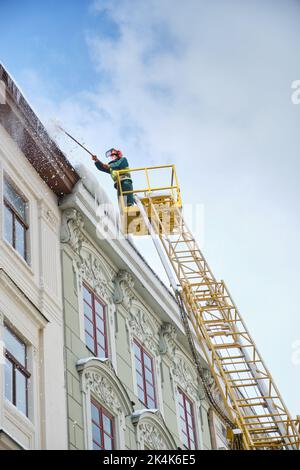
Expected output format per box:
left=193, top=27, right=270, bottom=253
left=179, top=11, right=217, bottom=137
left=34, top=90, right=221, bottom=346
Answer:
left=132, top=409, right=176, bottom=450
left=128, top=304, right=159, bottom=356
left=77, top=357, right=133, bottom=449
left=77, top=245, right=115, bottom=303
left=171, top=353, right=201, bottom=403
left=77, top=357, right=132, bottom=418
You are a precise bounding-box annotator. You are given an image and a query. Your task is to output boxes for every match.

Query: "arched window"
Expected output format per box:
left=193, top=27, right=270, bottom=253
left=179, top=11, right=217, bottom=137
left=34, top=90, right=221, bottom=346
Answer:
left=77, top=358, right=133, bottom=450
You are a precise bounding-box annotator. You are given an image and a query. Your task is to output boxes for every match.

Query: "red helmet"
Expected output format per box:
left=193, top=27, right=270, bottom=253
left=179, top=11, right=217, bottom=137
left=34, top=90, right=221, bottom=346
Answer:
left=105, top=148, right=123, bottom=160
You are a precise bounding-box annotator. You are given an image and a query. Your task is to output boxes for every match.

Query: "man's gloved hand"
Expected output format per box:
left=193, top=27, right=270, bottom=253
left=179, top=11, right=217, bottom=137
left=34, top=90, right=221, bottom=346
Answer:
left=92, top=155, right=98, bottom=161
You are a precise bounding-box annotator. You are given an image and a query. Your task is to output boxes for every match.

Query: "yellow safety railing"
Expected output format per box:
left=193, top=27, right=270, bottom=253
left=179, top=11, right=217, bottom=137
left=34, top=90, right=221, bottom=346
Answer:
left=115, top=164, right=182, bottom=213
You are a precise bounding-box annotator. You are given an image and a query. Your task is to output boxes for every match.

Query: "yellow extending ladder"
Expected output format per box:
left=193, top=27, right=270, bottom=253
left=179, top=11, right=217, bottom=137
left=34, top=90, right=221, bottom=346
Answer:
left=116, top=165, right=300, bottom=450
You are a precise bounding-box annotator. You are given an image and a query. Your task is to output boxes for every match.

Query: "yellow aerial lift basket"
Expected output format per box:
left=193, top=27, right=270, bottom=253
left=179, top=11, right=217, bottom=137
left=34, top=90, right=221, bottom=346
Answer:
left=116, top=164, right=182, bottom=236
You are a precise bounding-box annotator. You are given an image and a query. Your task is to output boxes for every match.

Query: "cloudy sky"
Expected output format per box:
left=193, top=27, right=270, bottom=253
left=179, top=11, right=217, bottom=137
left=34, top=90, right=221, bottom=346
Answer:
left=1, top=0, right=300, bottom=415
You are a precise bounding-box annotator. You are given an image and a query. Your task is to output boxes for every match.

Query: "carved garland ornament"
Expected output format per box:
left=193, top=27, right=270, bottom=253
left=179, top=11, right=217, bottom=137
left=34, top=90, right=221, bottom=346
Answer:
left=172, top=356, right=200, bottom=402
left=79, top=251, right=113, bottom=301
left=138, top=422, right=168, bottom=450
left=129, top=307, right=158, bottom=355
left=84, top=371, right=123, bottom=416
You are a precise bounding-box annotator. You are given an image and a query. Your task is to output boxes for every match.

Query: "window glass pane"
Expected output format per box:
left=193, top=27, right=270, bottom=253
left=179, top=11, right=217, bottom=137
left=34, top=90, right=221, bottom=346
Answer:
left=95, top=301, right=104, bottom=318
left=84, top=317, right=94, bottom=337
left=92, top=423, right=101, bottom=446
left=4, top=179, right=26, bottom=220
left=178, top=390, right=184, bottom=405
left=146, top=382, right=155, bottom=399
left=15, top=219, right=26, bottom=259
left=4, top=205, right=13, bottom=244
left=135, top=359, right=142, bottom=375
left=103, top=433, right=113, bottom=450
left=97, top=344, right=106, bottom=358
left=136, top=371, right=144, bottom=388
left=147, top=397, right=156, bottom=409
left=85, top=333, right=95, bottom=353
left=5, top=359, right=13, bottom=402
left=133, top=342, right=141, bottom=359
left=102, top=414, right=112, bottom=434
left=96, top=315, right=105, bottom=333
left=185, top=400, right=192, bottom=415
left=16, top=369, right=27, bottom=415
left=83, top=286, right=92, bottom=305
left=84, top=302, right=93, bottom=321
left=181, top=431, right=189, bottom=448
left=4, top=326, right=26, bottom=366
left=137, top=386, right=144, bottom=403
left=187, top=413, right=193, bottom=428
left=189, top=439, right=196, bottom=450
left=178, top=403, right=185, bottom=419
left=145, top=368, right=153, bottom=385
left=96, top=332, right=106, bottom=350
left=143, top=353, right=152, bottom=371
left=91, top=403, right=100, bottom=424
left=93, top=442, right=101, bottom=450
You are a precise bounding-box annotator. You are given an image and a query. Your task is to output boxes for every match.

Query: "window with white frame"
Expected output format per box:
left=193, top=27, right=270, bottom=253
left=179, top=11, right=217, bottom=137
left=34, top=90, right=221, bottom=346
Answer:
left=83, top=284, right=108, bottom=358
left=91, top=399, right=115, bottom=450
left=4, top=325, right=30, bottom=416
left=3, top=178, right=29, bottom=262
left=178, top=388, right=197, bottom=450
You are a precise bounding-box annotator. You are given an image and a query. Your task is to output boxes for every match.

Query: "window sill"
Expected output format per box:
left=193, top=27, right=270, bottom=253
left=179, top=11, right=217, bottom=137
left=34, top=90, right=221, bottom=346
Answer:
left=4, top=399, right=34, bottom=429
left=1, top=238, right=33, bottom=276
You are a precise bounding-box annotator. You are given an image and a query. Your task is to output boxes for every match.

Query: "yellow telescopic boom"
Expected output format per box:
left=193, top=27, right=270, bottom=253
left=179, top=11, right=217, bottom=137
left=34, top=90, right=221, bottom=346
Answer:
left=116, top=164, right=300, bottom=450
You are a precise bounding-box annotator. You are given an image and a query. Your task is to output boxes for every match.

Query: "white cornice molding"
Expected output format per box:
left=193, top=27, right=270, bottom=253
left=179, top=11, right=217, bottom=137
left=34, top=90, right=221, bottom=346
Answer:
left=0, top=268, right=48, bottom=328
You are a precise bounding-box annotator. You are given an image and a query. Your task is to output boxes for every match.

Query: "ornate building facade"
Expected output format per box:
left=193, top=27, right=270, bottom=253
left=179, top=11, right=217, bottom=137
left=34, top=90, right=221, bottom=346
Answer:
left=59, top=167, right=228, bottom=450
left=0, top=64, right=227, bottom=450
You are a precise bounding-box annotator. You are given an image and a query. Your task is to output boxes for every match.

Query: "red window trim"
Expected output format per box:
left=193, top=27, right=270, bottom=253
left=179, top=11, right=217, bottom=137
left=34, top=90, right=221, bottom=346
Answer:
left=83, top=283, right=108, bottom=358
left=133, top=339, right=157, bottom=409
left=91, top=399, right=115, bottom=450
left=4, top=326, right=30, bottom=417
left=178, top=388, right=197, bottom=450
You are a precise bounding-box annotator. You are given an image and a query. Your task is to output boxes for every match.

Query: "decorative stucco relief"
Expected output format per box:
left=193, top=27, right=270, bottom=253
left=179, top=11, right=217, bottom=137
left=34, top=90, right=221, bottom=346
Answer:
left=79, top=250, right=113, bottom=302
left=132, top=410, right=176, bottom=450
left=61, top=208, right=84, bottom=254
left=171, top=354, right=200, bottom=403
left=84, top=371, right=123, bottom=416
left=113, top=269, right=134, bottom=311
left=129, top=305, right=159, bottom=355
left=159, top=322, right=177, bottom=357
left=138, top=422, right=168, bottom=450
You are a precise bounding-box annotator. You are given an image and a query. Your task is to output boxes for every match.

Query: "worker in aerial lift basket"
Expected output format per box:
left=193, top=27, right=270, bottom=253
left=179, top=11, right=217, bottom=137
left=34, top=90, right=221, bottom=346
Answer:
left=92, top=148, right=134, bottom=206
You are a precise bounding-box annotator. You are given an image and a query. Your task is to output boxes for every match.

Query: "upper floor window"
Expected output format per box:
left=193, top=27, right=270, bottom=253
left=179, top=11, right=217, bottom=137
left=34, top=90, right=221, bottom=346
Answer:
left=83, top=284, right=108, bottom=358
left=91, top=400, right=114, bottom=450
left=133, top=340, right=156, bottom=409
left=4, top=325, right=30, bottom=416
left=3, top=178, right=28, bottom=261
left=178, top=388, right=197, bottom=450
